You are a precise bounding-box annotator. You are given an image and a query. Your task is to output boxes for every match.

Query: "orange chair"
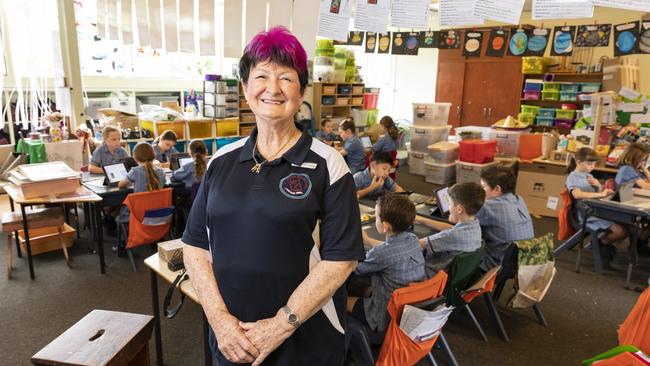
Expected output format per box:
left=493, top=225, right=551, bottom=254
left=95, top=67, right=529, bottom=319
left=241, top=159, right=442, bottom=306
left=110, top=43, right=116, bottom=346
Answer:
left=122, top=188, right=174, bottom=270
left=619, top=286, right=650, bottom=355
left=375, top=270, right=456, bottom=366
left=460, top=265, right=509, bottom=342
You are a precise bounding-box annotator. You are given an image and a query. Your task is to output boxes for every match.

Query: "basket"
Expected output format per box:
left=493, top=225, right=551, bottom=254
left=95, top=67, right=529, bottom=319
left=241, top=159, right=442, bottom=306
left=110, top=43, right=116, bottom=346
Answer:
left=523, top=90, right=541, bottom=100
left=543, top=82, right=561, bottom=92
left=555, top=109, right=576, bottom=120
left=538, top=108, right=555, bottom=118
left=520, top=105, right=540, bottom=115
left=541, top=91, right=560, bottom=101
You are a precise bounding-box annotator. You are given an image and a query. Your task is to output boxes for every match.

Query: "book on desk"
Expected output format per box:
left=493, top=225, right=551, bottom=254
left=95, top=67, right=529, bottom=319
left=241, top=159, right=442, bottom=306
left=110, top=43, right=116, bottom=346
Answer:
left=8, top=161, right=82, bottom=199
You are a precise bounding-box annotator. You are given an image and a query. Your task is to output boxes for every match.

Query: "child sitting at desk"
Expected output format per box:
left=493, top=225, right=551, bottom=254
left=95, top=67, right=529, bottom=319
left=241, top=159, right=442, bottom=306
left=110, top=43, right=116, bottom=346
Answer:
left=616, top=143, right=650, bottom=189
left=347, top=194, right=426, bottom=333
left=416, top=182, right=485, bottom=274
left=566, top=147, right=629, bottom=256
left=171, top=139, right=207, bottom=193
left=371, top=116, right=399, bottom=154
left=115, top=143, right=165, bottom=255
left=354, top=151, right=404, bottom=199
left=477, top=164, right=535, bottom=270
left=152, top=130, right=179, bottom=169
left=89, top=126, right=129, bottom=174
left=315, top=118, right=338, bottom=145
left=337, top=120, right=367, bottom=174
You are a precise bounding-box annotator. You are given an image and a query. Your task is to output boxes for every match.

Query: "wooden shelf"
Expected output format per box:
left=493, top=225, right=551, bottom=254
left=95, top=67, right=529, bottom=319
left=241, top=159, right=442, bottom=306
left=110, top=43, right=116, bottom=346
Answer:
left=520, top=99, right=590, bottom=105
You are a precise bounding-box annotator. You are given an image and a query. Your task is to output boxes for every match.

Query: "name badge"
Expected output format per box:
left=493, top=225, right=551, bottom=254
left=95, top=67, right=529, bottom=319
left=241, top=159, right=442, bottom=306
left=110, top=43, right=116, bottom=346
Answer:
left=292, top=162, right=317, bottom=170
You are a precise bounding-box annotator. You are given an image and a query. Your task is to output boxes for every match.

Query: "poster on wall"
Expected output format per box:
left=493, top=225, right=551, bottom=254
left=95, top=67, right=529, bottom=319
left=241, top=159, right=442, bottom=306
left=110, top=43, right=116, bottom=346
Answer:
left=420, top=31, right=438, bottom=48
left=391, top=32, right=406, bottom=54
left=614, top=21, right=639, bottom=56
left=592, top=0, right=650, bottom=13
left=531, top=0, right=594, bottom=20
left=463, top=31, right=483, bottom=57
left=508, top=28, right=529, bottom=56
left=391, top=0, right=430, bottom=29
left=365, top=32, right=377, bottom=53
left=438, top=30, right=461, bottom=49
left=640, top=22, right=650, bottom=54
left=473, top=0, right=525, bottom=25
left=404, top=32, right=421, bottom=55
left=348, top=31, right=365, bottom=46
left=354, top=0, right=390, bottom=33
left=486, top=28, right=509, bottom=57
left=438, top=0, right=484, bottom=28
left=576, top=24, right=612, bottom=47
left=525, top=28, right=550, bottom=56
left=391, top=32, right=419, bottom=55
left=551, top=26, right=575, bottom=56
left=377, top=32, right=391, bottom=53
left=317, top=0, right=352, bottom=42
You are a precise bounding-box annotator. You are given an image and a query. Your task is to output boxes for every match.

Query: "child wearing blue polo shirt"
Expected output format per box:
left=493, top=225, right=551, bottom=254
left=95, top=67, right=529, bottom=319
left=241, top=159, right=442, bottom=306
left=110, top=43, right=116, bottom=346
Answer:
left=416, top=182, right=485, bottom=274
left=616, top=143, right=650, bottom=189
left=152, top=130, right=180, bottom=169
left=337, top=120, right=366, bottom=174
left=354, top=151, right=404, bottom=199
left=477, top=164, right=534, bottom=270
left=315, top=118, right=338, bottom=145
left=347, top=194, right=426, bottom=333
left=89, top=126, right=129, bottom=174
left=371, top=116, right=399, bottom=154
left=171, top=139, right=208, bottom=190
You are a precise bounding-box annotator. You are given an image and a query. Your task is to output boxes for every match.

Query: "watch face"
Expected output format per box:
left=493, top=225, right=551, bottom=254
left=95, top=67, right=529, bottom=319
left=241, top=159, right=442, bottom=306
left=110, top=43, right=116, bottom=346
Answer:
left=288, top=314, right=298, bottom=323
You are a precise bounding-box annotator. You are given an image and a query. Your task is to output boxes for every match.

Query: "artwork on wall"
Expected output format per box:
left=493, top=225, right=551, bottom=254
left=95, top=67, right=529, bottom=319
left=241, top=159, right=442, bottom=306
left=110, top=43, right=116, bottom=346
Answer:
left=377, top=32, right=391, bottom=53
left=576, top=24, right=611, bottom=47
left=348, top=31, right=365, bottom=46
left=463, top=31, right=483, bottom=57
left=438, top=30, right=460, bottom=49
left=419, top=31, right=437, bottom=49
left=486, top=28, right=508, bottom=57
left=525, top=28, right=549, bottom=56
left=508, top=28, right=528, bottom=56
left=551, top=26, right=575, bottom=56
left=365, top=32, right=377, bottom=53
left=640, top=22, right=650, bottom=54
left=614, top=21, right=639, bottom=56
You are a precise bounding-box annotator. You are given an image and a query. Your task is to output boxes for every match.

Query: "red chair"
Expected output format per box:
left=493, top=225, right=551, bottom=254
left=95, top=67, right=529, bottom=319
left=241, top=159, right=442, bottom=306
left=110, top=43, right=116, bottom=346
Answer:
left=619, top=286, right=650, bottom=355
left=122, top=188, right=174, bottom=270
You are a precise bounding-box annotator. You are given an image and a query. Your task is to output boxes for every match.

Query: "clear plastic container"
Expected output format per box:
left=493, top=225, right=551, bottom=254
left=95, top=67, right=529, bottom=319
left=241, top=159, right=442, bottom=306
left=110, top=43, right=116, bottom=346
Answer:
left=409, top=125, right=451, bottom=152
left=580, top=82, right=601, bottom=93
left=542, top=91, right=560, bottom=101
left=412, top=103, right=452, bottom=127
left=427, top=141, right=459, bottom=164
left=489, top=129, right=527, bottom=158
left=424, top=161, right=456, bottom=185
left=555, top=109, right=576, bottom=120
left=456, top=161, right=498, bottom=184
left=408, top=150, right=431, bottom=176
left=537, top=108, right=555, bottom=118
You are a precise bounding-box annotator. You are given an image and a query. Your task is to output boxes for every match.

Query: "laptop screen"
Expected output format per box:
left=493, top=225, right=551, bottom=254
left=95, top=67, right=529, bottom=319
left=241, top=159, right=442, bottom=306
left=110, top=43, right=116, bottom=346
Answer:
left=178, top=157, right=194, bottom=168
left=103, top=163, right=128, bottom=184
left=360, top=136, right=372, bottom=148
left=435, top=186, right=451, bottom=215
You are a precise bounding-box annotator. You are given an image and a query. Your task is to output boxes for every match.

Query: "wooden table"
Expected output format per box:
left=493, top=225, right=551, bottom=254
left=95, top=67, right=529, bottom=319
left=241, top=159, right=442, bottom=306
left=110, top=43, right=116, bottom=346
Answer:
left=144, top=252, right=212, bottom=366
left=4, top=184, right=103, bottom=279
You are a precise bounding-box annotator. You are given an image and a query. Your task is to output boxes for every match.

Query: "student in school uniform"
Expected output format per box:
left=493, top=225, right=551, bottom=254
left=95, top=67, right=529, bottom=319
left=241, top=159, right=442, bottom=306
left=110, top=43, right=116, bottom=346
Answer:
left=347, top=194, right=426, bottom=334
left=89, top=126, right=129, bottom=174
left=477, top=164, right=535, bottom=270
left=354, top=151, right=404, bottom=199
left=616, top=142, right=650, bottom=189
left=337, top=120, right=366, bottom=174
left=152, top=130, right=179, bottom=169
left=315, top=118, right=338, bottom=145
left=416, top=182, right=485, bottom=275
left=566, top=147, right=629, bottom=258
left=171, top=139, right=208, bottom=192
left=115, top=142, right=165, bottom=255
left=371, top=116, right=399, bottom=154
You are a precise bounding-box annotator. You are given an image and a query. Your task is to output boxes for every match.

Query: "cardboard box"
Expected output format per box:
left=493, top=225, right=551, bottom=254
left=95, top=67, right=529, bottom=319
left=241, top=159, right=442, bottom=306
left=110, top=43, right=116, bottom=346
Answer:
left=158, top=239, right=185, bottom=263
left=98, top=108, right=139, bottom=130
left=515, top=162, right=566, bottom=217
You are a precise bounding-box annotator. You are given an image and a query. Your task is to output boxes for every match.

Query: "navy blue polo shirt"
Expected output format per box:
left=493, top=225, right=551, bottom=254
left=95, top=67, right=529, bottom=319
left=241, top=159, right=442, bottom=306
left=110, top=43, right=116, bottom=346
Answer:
left=182, top=124, right=365, bottom=366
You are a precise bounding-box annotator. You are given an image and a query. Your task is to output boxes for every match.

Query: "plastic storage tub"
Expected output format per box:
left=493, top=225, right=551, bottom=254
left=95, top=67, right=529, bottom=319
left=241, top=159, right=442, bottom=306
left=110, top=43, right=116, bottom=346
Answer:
left=322, top=96, right=335, bottom=105
left=580, top=82, right=601, bottom=93
left=543, top=82, right=561, bottom=92
left=523, top=90, right=541, bottom=100
left=536, top=116, right=554, bottom=126
left=537, top=108, right=555, bottom=118
left=489, top=130, right=526, bottom=158
left=188, top=120, right=213, bottom=139
left=518, top=134, right=543, bottom=160
left=336, top=97, right=350, bottom=105
left=323, top=85, right=337, bottom=94
left=520, top=105, right=540, bottom=115
left=408, top=151, right=431, bottom=176
left=215, top=118, right=239, bottom=137
left=560, top=83, right=580, bottom=93
left=459, top=139, right=497, bottom=164
left=454, top=126, right=491, bottom=141
left=216, top=136, right=241, bottom=150
left=555, top=109, right=576, bottom=120
left=412, top=103, right=451, bottom=127
left=524, top=79, right=544, bottom=91
left=427, top=141, right=459, bottom=164
left=555, top=119, right=574, bottom=129
left=352, top=85, right=364, bottom=94
left=337, top=85, right=352, bottom=94
left=542, top=91, right=560, bottom=101
left=425, top=161, right=456, bottom=185
left=140, top=120, right=185, bottom=140
left=560, top=92, right=578, bottom=101
left=456, top=161, right=499, bottom=184
left=518, top=113, right=535, bottom=125
left=409, top=125, right=451, bottom=152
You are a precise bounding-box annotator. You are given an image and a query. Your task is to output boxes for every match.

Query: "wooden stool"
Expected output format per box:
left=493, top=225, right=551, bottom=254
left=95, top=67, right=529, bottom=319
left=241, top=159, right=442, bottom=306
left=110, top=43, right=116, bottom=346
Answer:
left=31, top=310, right=154, bottom=366
left=1, top=207, right=68, bottom=279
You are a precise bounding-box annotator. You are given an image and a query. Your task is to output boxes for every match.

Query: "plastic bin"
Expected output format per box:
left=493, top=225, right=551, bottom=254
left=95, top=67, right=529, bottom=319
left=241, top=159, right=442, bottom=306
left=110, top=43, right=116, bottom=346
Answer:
left=412, top=103, right=451, bottom=127
left=215, top=118, right=239, bottom=137
left=142, top=120, right=185, bottom=139
left=489, top=130, right=526, bottom=158
left=409, top=125, right=451, bottom=152
left=425, top=161, right=456, bottom=185
left=561, top=103, right=578, bottom=110
left=555, top=109, right=576, bottom=120
left=518, top=134, right=543, bottom=160
left=536, top=116, right=554, bottom=126
left=520, top=105, right=540, bottom=115
left=459, top=139, right=497, bottom=164
left=408, top=150, right=430, bottom=176
left=364, top=93, right=378, bottom=109
left=352, top=85, right=364, bottom=94
left=323, top=85, right=337, bottom=94
left=454, top=126, right=491, bottom=140
left=543, top=82, right=561, bottom=92
left=524, top=79, right=544, bottom=91
left=456, top=161, right=499, bottom=184
left=560, top=92, right=578, bottom=101
left=518, top=113, right=535, bottom=125
left=188, top=120, right=213, bottom=139
left=240, top=112, right=255, bottom=123
left=337, top=85, right=352, bottom=94
left=542, top=91, right=560, bottom=101
left=580, top=82, right=601, bottom=93
left=322, top=96, right=335, bottom=105
left=427, top=141, right=459, bottom=164
left=555, top=119, right=574, bottom=129
left=560, top=83, right=580, bottom=93
left=523, top=90, right=541, bottom=100
left=538, top=108, right=555, bottom=118
left=216, top=136, right=241, bottom=150
left=202, top=138, right=215, bottom=155
left=351, top=96, right=364, bottom=106
left=522, top=57, right=548, bottom=74
left=336, top=97, right=350, bottom=105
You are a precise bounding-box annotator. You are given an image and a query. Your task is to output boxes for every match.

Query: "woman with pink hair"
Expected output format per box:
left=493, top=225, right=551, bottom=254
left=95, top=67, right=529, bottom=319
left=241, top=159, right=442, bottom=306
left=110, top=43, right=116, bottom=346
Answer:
left=182, top=27, right=364, bottom=365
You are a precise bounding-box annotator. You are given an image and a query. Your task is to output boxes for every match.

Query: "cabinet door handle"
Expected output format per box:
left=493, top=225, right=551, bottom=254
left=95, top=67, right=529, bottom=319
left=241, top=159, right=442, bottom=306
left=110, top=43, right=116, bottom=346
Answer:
left=483, top=107, right=488, bottom=119
left=488, top=107, right=493, bottom=119
left=456, top=105, right=462, bottom=119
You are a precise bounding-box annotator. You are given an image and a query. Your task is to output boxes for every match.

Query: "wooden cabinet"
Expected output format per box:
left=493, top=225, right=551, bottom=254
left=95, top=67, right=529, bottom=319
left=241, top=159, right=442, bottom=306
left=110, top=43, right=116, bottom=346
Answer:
left=435, top=28, right=524, bottom=129
left=313, top=82, right=365, bottom=129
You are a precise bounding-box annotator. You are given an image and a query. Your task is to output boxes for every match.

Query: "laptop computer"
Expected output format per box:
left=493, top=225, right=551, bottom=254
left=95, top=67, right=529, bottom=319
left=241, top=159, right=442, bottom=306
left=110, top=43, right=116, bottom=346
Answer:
left=176, top=157, right=194, bottom=170
left=170, top=153, right=191, bottom=171
left=360, top=136, right=372, bottom=149
left=615, top=182, right=650, bottom=208
left=102, top=162, right=128, bottom=187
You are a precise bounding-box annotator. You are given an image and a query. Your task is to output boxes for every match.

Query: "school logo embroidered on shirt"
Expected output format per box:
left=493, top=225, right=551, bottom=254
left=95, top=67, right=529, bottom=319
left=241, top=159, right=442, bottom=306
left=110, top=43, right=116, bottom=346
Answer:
left=279, top=173, right=312, bottom=199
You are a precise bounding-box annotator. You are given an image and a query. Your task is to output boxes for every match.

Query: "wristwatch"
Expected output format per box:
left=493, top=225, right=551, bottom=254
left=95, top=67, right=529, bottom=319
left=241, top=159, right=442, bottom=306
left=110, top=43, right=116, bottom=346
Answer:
left=281, top=306, right=301, bottom=329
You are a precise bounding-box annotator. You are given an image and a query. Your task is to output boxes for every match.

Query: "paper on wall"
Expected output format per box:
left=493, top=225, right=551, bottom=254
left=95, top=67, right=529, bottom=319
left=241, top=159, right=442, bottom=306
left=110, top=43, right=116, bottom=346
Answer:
left=532, top=0, right=594, bottom=20
left=355, top=0, right=391, bottom=33
left=473, top=0, right=525, bottom=25
left=439, top=0, right=484, bottom=28
left=391, top=0, right=430, bottom=30
left=546, top=196, right=559, bottom=211
left=317, top=0, right=352, bottom=42
left=591, top=0, right=650, bottom=12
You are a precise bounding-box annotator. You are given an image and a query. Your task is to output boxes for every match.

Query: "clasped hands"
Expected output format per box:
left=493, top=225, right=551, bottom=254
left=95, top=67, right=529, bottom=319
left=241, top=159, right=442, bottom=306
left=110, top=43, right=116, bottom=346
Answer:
left=212, top=309, right=295, bottom=365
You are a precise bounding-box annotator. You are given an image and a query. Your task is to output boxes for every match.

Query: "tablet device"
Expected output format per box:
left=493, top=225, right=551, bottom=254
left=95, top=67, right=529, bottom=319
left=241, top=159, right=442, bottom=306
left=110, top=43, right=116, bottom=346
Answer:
left=119, top=157, right=138, bottom=172
left=360, top=136, right=372, bottom=149
left=170, top=153, right=191, bottom=171
left=178, top=157, right=194, bottom=169
left=102, top=162, right=128, bottom=186
left=434, top=186, right=451, bottom=217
